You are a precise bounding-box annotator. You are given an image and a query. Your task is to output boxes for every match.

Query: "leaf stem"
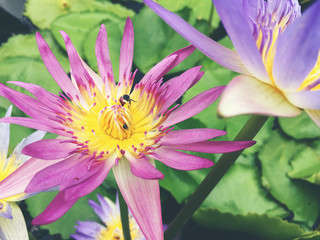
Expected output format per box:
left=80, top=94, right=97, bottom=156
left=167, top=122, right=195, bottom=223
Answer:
left=119, top=190, right=132, bottom=240
left=164, top=115, right=268, bottom=239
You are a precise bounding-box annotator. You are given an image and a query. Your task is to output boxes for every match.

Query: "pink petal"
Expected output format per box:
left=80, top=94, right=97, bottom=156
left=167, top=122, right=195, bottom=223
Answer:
left=95, top=24, right=115, bottom=91
left=163, top=86, right=225, bottom=127
left=36, top=32, right=79, bottom=99
left=25, top=155, right=82, bottom=193
left=140, top=45, right=195, bottom=85
left=213, top=0, right=270, bottom=83
left=0, top=117, right=67, bottom=136
left=63, top=161, right=113, bottom=201
left=168, top=140, right=256, bottom=153
left=218, top=75, right=302, bottom=117
left=119, top=18, right=134, bottom=84
left=0, top=83, right=51, bottom=120
left=153, top=147, right=213, bottom=170
left=31, top=190, right=79, bottom=225
left=0, top=106, right=12, bottom=158
left=161, top=128, right=226, bottom=145
left=0, top=158, right=61, bottom=199
left=60, top=31, right=93, bottom=89
left=142, top=0, right=249, bottom=75
left=113, top=158, right=163, bottom=240
left=59, top=160, right=105, bottom=191
left=125, top=152, right=164, bottom=180
left=159, top=66, right=202, bottom=112
left=32, top=161, right=112, bottom=225
left=22, top=139, right=76, bottom=160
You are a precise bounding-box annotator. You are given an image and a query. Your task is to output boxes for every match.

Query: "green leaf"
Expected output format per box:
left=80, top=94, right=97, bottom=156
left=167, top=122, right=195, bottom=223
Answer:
left=194, top=209, right=320, bottom=240
left=132, top=8, right=206, bottom=74
left=24, top=0, right=134, bottom=29
left=26, top=187, right=114, bottom=239
left=201, top=158, right=288, bottom=217
left=0, top=57, right=62, bottom=95
left=51, top=12, right=124, bottom=56
left=258, top=132, right=320, bottom=228
left=288, top=147, right=320, bottom=185
left=154, top=0, right=220, bottom=28
left=279, top=111, right=320, bottom=139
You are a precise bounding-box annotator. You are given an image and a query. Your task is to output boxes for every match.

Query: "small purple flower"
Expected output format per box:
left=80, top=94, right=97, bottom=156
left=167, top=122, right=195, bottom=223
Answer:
left=71, top=194, right=145, bottom=240
left=144, top=0, right=320, bottom=126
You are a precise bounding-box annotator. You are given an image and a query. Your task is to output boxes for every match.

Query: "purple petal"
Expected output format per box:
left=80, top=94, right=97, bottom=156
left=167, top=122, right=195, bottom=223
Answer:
left=36, top=32, right=79, bottom=99
left=273, top=0, right=320, bottom=91
left=140, top=45, right=195, bottom=85
left=153, top=147, right=213, bottom=170
left=125, top=153, right=164, bottom=180
left=95, top=24, right=115, bottom=90
left=285, top=90, right=320, bottom=109
left=160, top=66, right=202, bottom=112
left=168, top=140, right=256, bottom=153
left=163, top=86, right=224, bottom=127
left=0, top=202, right=12, bottom=219
left=218, top=75, right=301, bottom=117
left=161, top=128, right=226, bottom=145
left=113, top=158, right=163, bottom=240
left=73, top=221, right=104, bottom=237
left=142, top=0, right=248, bottom=75
left=22, top=139, right=76, bottom=160
left=119, top=18, right=134, bottom=84
left=212, top=0, right=270, bottom=83
left=88, top=195, right=112, bottom=223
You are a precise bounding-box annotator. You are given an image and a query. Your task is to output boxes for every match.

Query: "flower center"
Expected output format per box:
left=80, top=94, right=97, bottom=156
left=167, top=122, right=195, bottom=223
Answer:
left=99, top=104, right=133, bottom=140
left=245, top=0, right=301, bottom=81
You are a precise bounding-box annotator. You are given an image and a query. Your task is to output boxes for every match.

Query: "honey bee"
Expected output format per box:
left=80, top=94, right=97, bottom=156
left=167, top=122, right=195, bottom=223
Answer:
left=119, top=94, right=136, bottom=106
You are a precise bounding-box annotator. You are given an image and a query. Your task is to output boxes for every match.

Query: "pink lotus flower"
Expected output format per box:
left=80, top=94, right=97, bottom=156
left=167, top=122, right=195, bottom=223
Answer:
left=143, top=0, right=320, bottom=126
left=0, top=18, right=255, bottom=239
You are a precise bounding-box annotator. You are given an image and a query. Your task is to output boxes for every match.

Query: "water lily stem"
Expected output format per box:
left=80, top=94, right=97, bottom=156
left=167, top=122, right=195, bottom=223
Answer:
left=164, top=115, right=268, bottom=239
left=119, top=189, right=132, bottom=240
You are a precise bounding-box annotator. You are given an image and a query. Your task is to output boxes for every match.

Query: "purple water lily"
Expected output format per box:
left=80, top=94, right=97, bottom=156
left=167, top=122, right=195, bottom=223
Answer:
left=0, top=18, right=254, bottom=239
left=71, top=194, right=145, bottom=240
left=144, top=0, right=320, bottom=126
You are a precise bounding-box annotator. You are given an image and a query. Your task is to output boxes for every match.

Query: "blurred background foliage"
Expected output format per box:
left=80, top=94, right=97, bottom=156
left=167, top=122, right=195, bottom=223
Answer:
left=0, top=0, right=320, bottom=239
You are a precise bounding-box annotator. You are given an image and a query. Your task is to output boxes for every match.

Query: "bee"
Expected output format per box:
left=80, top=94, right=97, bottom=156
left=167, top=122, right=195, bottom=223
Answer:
left=123, top=123, right=129, bottom=130
left=119, top=94, right=136, bottom=106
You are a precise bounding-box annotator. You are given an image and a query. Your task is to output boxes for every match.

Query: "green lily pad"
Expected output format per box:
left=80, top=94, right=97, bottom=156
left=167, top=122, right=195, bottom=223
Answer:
left=279, top=111, right=320, bottom=139
left=259, top=132, right=320, bottom=228
left=194, top=209, right=320, bottom=240
left=24, top=0, right=134, bottom=29
left=132, top=7, right=206, bottom=74
left=288, top=147, right=320, bottom=185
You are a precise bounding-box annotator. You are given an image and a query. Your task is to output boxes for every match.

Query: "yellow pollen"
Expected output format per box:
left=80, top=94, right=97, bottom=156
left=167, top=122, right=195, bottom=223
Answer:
left=63, top=83, right=168, bottom=160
